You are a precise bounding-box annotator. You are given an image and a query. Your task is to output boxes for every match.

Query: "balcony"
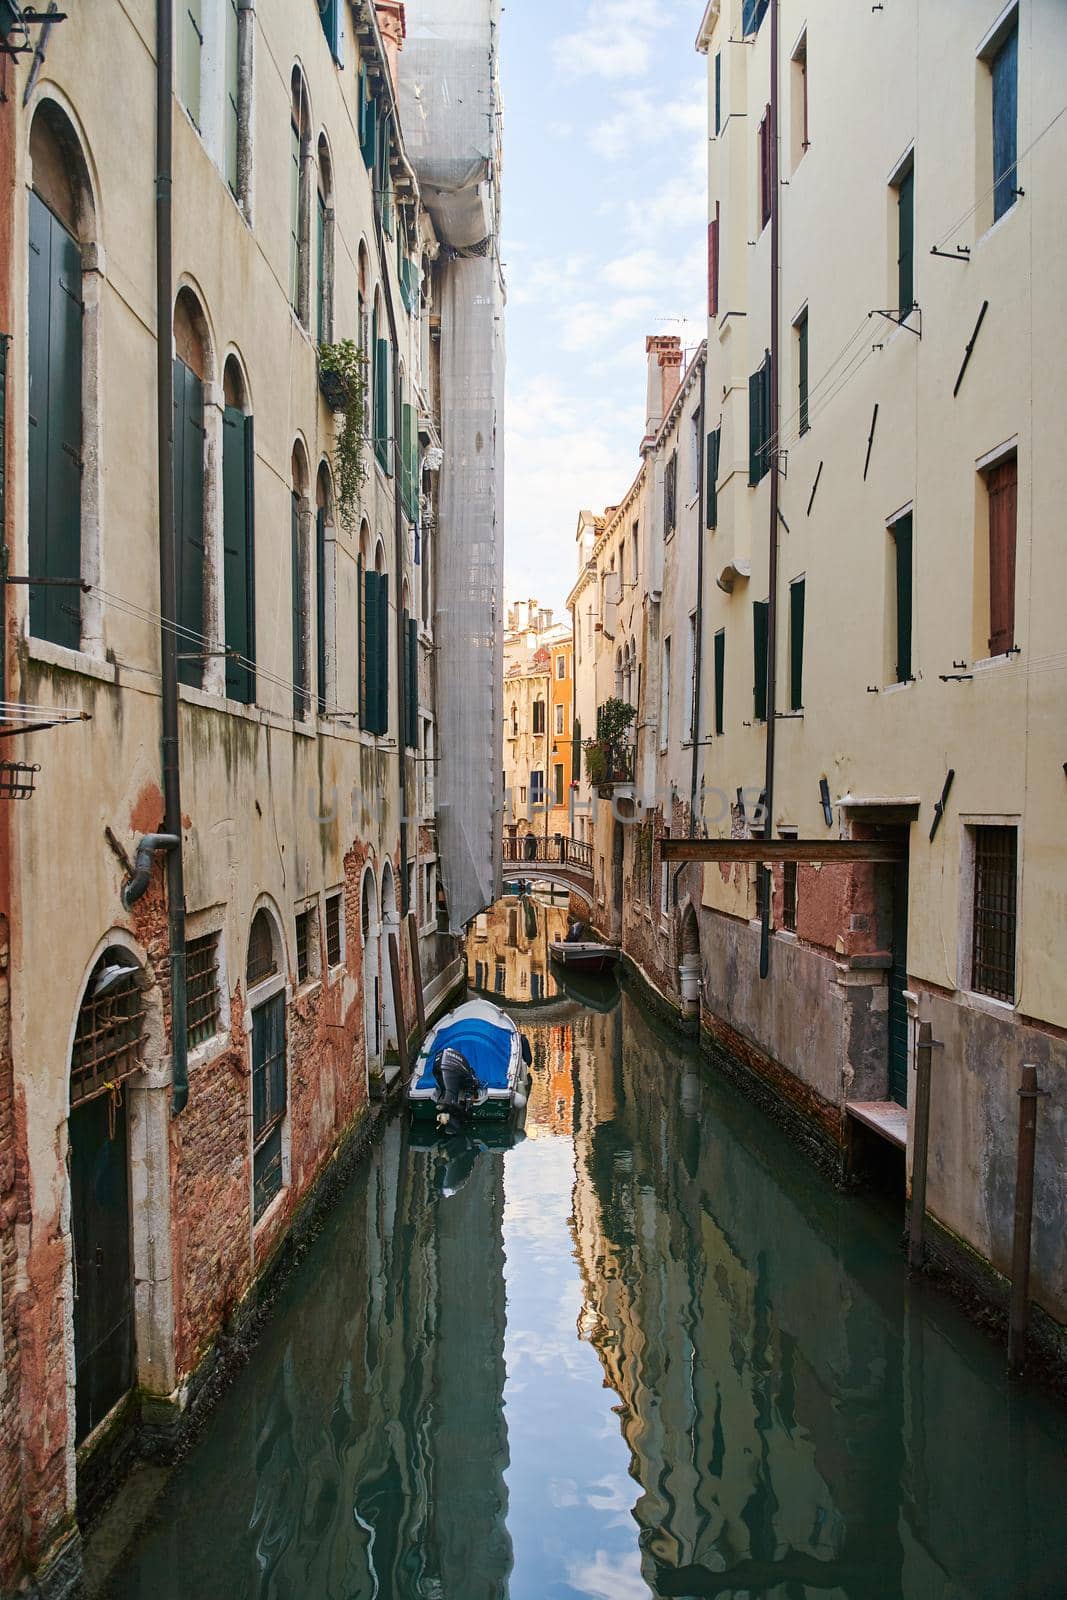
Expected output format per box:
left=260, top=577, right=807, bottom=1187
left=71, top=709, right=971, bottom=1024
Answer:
left=584, top=740, right=636, bottom=797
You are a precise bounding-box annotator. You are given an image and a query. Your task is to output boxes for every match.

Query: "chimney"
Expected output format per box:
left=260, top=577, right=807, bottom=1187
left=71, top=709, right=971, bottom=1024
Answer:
left=643, top=335, right=683, bottom=448
left=375, top=2, right=406, bottom=92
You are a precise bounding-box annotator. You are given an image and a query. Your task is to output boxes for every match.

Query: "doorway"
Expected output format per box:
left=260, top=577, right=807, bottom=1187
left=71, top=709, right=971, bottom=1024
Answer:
left=888, top=854, right=909, bottom=1108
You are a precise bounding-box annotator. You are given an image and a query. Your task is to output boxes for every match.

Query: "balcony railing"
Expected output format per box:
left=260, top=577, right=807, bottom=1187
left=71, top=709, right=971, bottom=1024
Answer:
left=584, top=739, right=636, bottom=793
left=503, top=835, right=593, bottom=873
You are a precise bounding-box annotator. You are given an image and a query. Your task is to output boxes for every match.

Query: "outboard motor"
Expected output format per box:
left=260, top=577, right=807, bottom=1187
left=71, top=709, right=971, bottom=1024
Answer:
left=566, top=919, right=586, bottom=944
left=432, top=1045, right=481, bottom=1135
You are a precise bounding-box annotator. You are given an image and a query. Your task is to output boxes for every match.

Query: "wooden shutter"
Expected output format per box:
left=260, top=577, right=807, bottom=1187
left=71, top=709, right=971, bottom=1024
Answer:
left=748, top=366, right=763, bottom=485
left=897, top=167, right=914, bottom=314
left=753, top=600, right=769, bottom=721
left=357, top=553, right=365, bottom=726
left=707, top=203, right=719, bottom=318
left=992, top=23, right=1018, bottom=222
left=289, top=117, right=301, bottom=309
left=714, top=52, right=721, bottom=134
left=893, top=513, right=913, bottom=682
left=987, top=457, right=1017, bottom=655
left=174, top=359, right=205, bottom=688
left=798, top=314, right=809, bottom=434
left=316, top=191, right=327, bottom=345
left=714, top=629, right=725, bottom=735
left=706, top=428, right=720, bottom=528
left=28, top=193, right=83, bottom=649
left=789, top=578, right=805, bottom=710
left=376, top=573, right=389, bottom=734
left=405, top=614, right=418, bottom=748
left=375, top=338, right=390, bottom=471
left=761, top=353, right=772, bottom=473
left=759, top=105, right=772, bottom=227
left=316, top=505, right=327, bottom=712
left=291, top=492, right=307, bottom=717
left=364, top=568, right=381, bottom=733
left=223, top=408, right=255, bottom=703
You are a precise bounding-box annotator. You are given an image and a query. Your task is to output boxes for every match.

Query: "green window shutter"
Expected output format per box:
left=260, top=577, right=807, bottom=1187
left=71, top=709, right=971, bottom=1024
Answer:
left=992, top=22, right=1018, bottom=222
left=897, top=167, right=914, bottom=314
left=789, top=577, right=805, bottom=710
left=174, top=359, right=205, bottom=688
left=400, top=402, right=417, bottom=520
left=753, top=599, right=769, bottom=721
left=291, top=492, right=307, bottom=716
left=714, top=629, right=725, bottom=735
left=798, top=315, right=809, bottom=435
left=179, top=0, right=203, bottom=128
left=223, top=408, right=255, bottom=703
left=748, top=368, right=761, bottom=485
left=706, top=427, right=720, bottom=528
left=375, top=338, right=391, bottom=472
left=357, top=553, right=365, bottom=726
left=315, top=504, right=327, bottom=712
left=761, top=354, right=771, bottom=477
left=28, top=194, right=82, bottom=649
left=376, top=573, right=389, bottom=734
left=894, top=514, right=913, bottom=682
left=316, top=191, right=326, bottom=345
left=320, top=0, right=343, bottom=65
left=224, top=0, right=240, bottom=194
left=408, top=615, right=418, bottom=748
left=364, top=568, right=380, bottom=732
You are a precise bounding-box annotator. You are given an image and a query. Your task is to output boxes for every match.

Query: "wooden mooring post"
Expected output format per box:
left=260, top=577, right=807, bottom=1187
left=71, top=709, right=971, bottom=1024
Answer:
left=907, top=1020, right=934, bottom=1272
left=1008, top=1063, right=1042, bottom=1375
left=388, top=932, right=410, bottom=1076
left=407, top=910, right=427, bottom=1039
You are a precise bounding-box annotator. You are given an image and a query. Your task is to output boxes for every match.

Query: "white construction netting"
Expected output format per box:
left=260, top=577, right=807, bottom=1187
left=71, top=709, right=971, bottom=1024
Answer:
left=400, top=1, right=505, bottom=930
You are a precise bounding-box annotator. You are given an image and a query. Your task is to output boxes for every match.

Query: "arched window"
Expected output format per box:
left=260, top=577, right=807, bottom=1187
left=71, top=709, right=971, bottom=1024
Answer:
left=246, top=906, right=286, bottom=1220
left=289, top=68, right=312, bottom=323
left=27, top=102, right=99, bottom=651
left=371, top=290, right=391, bottom=473
left=361, top=869, right=381, bottom=1069
left=614, top=647, right=624, bottom=701
left=360, top=536, right=389, bottom=735
left=223, top=355, right=255, bottom=702
left=246, top=908, right=278, bottom=985
left=173, top=287, right=212, bottom=688
left=357, top=243, right=370, bottom=364
left=316, top=134, right=334, bottom=345
left=70, top=948, right=145, bottom=1109
left=315, top=461, right=333, bottom=713
left=291, top=442, right=310, bottom=717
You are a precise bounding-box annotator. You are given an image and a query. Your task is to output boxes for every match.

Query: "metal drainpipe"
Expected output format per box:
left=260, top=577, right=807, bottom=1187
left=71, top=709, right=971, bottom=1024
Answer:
left=688, top=355, right=707, bottom=840
left=760, top=0, right=781, bottom=982
left=156, top=0, right=189, bottom=1112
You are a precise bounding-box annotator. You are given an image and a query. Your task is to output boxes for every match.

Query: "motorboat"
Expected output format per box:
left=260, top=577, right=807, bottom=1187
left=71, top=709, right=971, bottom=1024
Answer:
left=548, top=919, right=620, bottom=976
left=408, top=998, right=532, bottom=1132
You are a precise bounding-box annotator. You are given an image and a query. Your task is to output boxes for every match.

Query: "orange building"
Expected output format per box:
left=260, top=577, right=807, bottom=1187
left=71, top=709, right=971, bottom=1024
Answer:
left=548, top=636, right=574, bottom=828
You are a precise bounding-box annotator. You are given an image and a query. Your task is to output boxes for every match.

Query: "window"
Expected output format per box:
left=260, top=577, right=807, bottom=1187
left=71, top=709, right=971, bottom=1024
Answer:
left=295, top=906, right=317, bottom=984
left=664, top=451, right=677, bottom=536
left=685, top=612, right=698, bottom=743
left=361, top=542, right=389, bottom=735
left=894, top=159, right=915, bottom=316
left=359, top=64, right=378, bottom=170
left=533, top=698, right=546, bottom=735
left=315, top=465, right=333, bottom=714
left=291, top=446, right=310, bottom=718
left=756, top=864, right=771, bottom=924
left=889, top=512, right=913, bottom=683
left=984, top=452, right=1017, bottom=656
left=660, top=635, right=672, bottom=748
left=790, top=30, right=808, bottom=171
left=969, top=825, right=1017, bottom=1002
left=319, top=0, right=344, bottom=63
left=252, top=991, right=286, bottom=1220
left=247, top=910, right=278, bottom=986
left=519, top=785, right=527, bottom=805
left=403, top=602, right=418, bottom=750
left=290, top=70, right=311, bottom=323
left=556, top=654, right=566, bottom=680
left=186, top=932, right=221, bottom=1048
left=316, top=137, right=334, bottom=347
left=708, top=202, right=720, bottom=317
left=795, top=309, right=809, bottom=435
left=782, top=859, right=798, bottom=932
left=743, top=0, right=769, bottom=35
left=749, top=352, right=771, bottom=485
left=554, top=764, right=565, bottom=806
left=71, top=952, right=144, bottom=1109
left=714, top=629, right=725, bottom=735
left=553, top=703, right=565, bottom=736
left=753, top=600, right=769, bottom=721
left=372, top=299, right=392, bottom=474
left=714, top=51, right=721, bottom=135
left=660, top=851, right=670, bottom=919
left=630, top=523, right=639, bottom=585
left=179, top=0, right=203, bottom=130
left=690, top=410, right=702, bottom=499
left=990, top=16, right=1018, bottom=222
left=530, top=770, right=544, bottom=805
left=758, top=104, right=772, bottom=230
left=173, top=290, right=210, bottom=689
left=223, top=357, right=255, bottom=703
left=224, top=0, right=241, bottom=197
left=706, top=428, right=721, bottom=528
left=495, top=962, right=506, bottom=994
left=789, top=577, right=805, bottom=711
left=325, top=891, right=343, bottom=968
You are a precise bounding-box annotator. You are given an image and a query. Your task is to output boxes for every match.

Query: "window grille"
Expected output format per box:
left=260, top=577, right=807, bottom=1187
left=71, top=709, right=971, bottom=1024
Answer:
left=326, top=893, right=343, bottom=968
left=70, top=955, right=145, bottom=1108
left=971, top=826, right=1017, bottom=1002
left=296, top=907, right=315, bottom=984
left=782, top=861, right=798, bottom=932
left=247, top=909, right=277, bottom=986
left=186, top=932, right=220, bottom=1048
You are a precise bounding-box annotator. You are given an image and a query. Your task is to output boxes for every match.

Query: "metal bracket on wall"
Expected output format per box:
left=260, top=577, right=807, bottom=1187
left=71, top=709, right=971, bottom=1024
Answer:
left=930, top=244, right=971, bottom=263
left=806, top=460, right=824, bottom=517
left=869, top=307, right=922, bottom=338
left=863, top=405, right=879, bottom=481
left=928, top=768, right=955, bottom=842
left=953, top=300, right=989, bottom=398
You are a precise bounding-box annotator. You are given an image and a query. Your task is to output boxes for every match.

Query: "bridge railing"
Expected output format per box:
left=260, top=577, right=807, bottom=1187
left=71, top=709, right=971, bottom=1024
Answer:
left=503, top=834, right=593, bottom=873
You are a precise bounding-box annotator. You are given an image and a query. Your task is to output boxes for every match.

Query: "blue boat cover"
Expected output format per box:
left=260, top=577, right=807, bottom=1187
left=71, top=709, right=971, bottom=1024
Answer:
left=415, top=1016, right=513, bottom=1091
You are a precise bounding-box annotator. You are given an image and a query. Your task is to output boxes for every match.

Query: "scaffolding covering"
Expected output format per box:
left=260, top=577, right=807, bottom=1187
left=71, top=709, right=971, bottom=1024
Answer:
left=400, top=1, right=504, bottom=930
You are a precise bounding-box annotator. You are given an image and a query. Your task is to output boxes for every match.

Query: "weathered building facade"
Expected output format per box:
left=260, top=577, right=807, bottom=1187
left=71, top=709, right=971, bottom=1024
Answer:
left=502, top=600, right=572, bottom=841
left=0, top=1, right=500, bottom=1591
left=575, top=0, right=1067, bottom=1365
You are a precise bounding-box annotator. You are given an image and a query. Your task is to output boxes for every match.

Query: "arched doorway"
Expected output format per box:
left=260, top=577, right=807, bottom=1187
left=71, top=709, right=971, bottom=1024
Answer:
left=362, top=870, right=382, bottom=1075
left=678, top=902, right=701, bottom=1017
left=380, top=860, right=399, bottom=1053
left=69, top=947, right=145, bottom=1442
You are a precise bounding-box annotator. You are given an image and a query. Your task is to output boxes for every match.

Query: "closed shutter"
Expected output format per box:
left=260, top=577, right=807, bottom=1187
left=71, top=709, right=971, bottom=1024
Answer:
left=897, top=167, right=914, bottom=314
left=707, top=204, right=719, bottom=318
left=357, top=552, right=365, bottom=726
left=223, top=408, right=255, bottom=702
left=321, top=0, right=344, bottom=64
left=405, top=614, right=418, bottom=748
left=987, top=458, right=1017, bottom=655
left=289, top=118, right=301, bottom=309
left=749, top=367, right=762, bottom=485
left=291, top=492, right=307, bottom=717
left=364, top=568, right=381, bottom=733
left=789, top=578, right=805, bottom=710
left=759, top=105, right=772, bottom=227
left=798, top=313, right=809, bottom=434
left=992, top=23, right=1018, bottom=222
left=714, top=629, right=725, bottom=735
left=28, top=192, right=82, bottom=649
left=761, top=353, right=772, bottom=473
left=893, top=513, right=913, bottom=682
left=375, top=338, right=390, bottom=471
left=714, top=52, right=721, bottom=134
left=179, top=0, right=203, bottom=128
left=316, top=191, right=327, bottom=345
left=174, top=359, right=205, bottom=688
left=753, top=600, right=769, bottom=721
left=706, top=427, right=721, bottom=528
left=376, top=573, right=389, bottom=734
left=224, top=0, right=240, bottom=194
left=316, top=504, right=327, bottom=712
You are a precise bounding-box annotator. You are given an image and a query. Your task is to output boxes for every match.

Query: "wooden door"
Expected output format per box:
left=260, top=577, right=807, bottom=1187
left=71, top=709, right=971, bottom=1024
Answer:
left=70, top=1090, right=133, bottom=1442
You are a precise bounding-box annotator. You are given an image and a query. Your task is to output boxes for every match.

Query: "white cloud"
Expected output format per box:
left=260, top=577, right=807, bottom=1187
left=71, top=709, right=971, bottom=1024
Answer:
left=590, top=87, right=705, bottom=161
left=553, top=0, right=653, bottom=81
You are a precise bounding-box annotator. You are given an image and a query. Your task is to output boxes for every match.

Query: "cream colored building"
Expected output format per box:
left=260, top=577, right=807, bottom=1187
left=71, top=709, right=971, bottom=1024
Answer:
left=0, top=0, right=501, bottom=1589
left=502, top=599, right=572, bottom=839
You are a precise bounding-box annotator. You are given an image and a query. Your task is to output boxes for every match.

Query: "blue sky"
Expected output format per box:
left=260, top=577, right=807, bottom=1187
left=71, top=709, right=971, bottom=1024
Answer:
left=500, top=0, right=708, bottom=618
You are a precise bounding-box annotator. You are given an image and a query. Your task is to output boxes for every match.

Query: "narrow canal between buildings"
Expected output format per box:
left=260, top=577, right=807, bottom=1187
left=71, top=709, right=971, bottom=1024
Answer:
left=94, top=896, right=1067, bottom=1599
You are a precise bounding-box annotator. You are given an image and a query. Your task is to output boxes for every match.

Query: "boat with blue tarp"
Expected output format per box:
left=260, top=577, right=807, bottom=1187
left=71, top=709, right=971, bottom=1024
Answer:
left=407, top=998, right=532, bottom=1131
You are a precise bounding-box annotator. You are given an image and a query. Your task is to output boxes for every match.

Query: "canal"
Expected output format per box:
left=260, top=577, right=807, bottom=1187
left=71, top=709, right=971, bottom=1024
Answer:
left=93, top=897, right=1067, bottom=1598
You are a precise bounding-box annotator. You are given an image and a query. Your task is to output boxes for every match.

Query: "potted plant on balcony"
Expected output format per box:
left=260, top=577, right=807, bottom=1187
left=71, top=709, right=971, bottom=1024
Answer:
left=584, top=697, right=636, bottom=790
left=318, top=339, right=367, bottom=530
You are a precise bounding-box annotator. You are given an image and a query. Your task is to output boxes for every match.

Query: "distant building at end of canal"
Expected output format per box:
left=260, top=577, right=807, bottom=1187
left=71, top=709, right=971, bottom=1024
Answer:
left=0, top=1, right=503, bottom=1593
left=569, top=0, right=1067, bottom=1375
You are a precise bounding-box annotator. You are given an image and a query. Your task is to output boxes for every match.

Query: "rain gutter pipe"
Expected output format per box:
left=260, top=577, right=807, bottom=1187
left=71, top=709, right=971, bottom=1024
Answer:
left=122, top=833, right=180, bottom=909
left=760, top=0, right=781, bottom=981
left=688, top=356, right=707, bottom=837
left=156, top=0, right=189, bottom=1112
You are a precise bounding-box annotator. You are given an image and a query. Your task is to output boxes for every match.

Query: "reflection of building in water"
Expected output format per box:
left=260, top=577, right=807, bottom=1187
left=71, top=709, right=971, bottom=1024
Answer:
left=467, top=894, right=569, bottom=1005
left=525, top=1025, right=574, bottom=1140
left=569, top=997, right=1067, bottom=1598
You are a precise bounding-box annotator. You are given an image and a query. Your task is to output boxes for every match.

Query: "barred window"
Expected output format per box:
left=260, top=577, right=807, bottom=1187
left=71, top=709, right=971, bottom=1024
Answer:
left=782, top=861, right=798, bottom=932
left=970, top=825, right=1017, bottom=1003
left=70, top=952, right=145, bottom=1108
left=186, top=932, right=221, bottom=1047
left=295, top=906, right=316, bottom=984
left=325, top=891, right=343, bottom=968
left=247, top=909, right=277, bottom=986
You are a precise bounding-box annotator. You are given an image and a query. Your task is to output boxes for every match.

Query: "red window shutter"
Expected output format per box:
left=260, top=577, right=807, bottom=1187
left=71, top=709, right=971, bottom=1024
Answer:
left=987, top=455, right=1017, bottom=655
left=708, top=204, right=720, bottom=317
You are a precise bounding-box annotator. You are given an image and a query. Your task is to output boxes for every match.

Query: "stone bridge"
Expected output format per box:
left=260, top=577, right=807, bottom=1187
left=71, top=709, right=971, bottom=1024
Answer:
left=501, top=835, right=594, bottom=909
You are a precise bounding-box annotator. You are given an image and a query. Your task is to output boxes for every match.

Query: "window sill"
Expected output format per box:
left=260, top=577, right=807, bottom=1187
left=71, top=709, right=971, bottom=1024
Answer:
left=25, top=632, right=147, bottom=689
left=882, top=679, right=914, bottom=696
left=253, top=1185, right=289, bottom=1236
left=972, top=651, right=1020, bottom=673
left=187, top=1031, right=230, bottom=1074
left=294, top=978, right=322, bottom=1002
left=959, top=986, right=1016, bottom=1020
left=974, top=196, right=1021, bottom=253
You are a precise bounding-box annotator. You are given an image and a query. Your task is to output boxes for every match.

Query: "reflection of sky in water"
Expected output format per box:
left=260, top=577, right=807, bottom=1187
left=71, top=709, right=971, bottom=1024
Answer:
left=503, top=1135, right=642, bottom=1600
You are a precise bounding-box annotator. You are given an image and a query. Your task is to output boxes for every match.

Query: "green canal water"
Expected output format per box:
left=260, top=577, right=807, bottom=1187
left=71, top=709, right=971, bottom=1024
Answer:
left=96, top=950, right=1067, bottom=1597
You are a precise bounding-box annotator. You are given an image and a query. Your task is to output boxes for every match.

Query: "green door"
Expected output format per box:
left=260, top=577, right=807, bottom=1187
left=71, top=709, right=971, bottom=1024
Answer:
left=70, top=1090, right=133, bottom=1443
left=888, top=859, right=909, bottom=1107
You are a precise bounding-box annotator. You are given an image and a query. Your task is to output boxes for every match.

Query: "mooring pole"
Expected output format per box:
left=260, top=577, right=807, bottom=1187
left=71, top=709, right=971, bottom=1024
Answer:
left=907, top=1020, right=934, bottom=1272
left=1008, top=1062, right=1041, bottom=1375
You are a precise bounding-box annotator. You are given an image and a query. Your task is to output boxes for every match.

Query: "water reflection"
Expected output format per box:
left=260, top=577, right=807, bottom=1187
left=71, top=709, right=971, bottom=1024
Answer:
left=468, top=889, right=570, bottom=1005
left=98, top=957, right=1067, bottom=1600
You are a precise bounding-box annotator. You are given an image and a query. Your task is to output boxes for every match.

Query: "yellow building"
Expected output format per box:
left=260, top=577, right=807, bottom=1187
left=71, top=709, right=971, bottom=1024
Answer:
left=502, top=599, right=572, bottom=838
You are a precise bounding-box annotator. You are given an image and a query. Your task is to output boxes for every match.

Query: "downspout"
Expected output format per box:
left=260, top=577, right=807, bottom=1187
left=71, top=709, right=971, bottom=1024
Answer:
left=760, top=0, right=781, bottom=982
left=688, top=354, right=707, bottom=837
left=156, top=0, right=189, bottom=1111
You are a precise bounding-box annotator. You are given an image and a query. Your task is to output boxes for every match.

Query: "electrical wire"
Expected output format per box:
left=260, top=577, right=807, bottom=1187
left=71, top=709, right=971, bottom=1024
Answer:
left=931, top=101, right=1067, bottom=252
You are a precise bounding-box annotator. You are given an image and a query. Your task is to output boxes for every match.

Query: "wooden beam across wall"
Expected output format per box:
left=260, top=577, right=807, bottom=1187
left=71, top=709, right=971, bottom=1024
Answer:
left=659, top=838, right=906, bottom=864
